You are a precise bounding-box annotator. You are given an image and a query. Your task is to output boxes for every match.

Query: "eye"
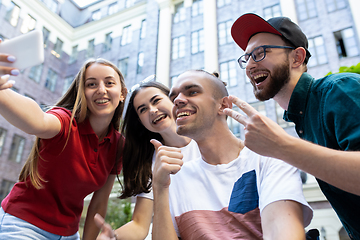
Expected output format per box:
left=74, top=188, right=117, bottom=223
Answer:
left=139, top=107, right=147, bottom=114
left=153, top=98, right=161, bottom=104
left=106, top=81, right=116, bottom=86
left=189, top=90, right=198, bottom=96
left=86, top=82, right=96, bottom=88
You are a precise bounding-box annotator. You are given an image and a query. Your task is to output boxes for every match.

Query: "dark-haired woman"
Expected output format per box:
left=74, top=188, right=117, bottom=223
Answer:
left=95, top=80, right=200, bottom=240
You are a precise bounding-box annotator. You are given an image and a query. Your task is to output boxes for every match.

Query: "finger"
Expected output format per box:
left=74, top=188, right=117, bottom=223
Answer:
left=0, top=81, right=15, bottom=90
left=0, top=54, right=16, bottom=63
left=94, top=213, right=105, bottom=229
left=150, top=139, right=163, bottom=153
left=94, top=214, right=115, bottom=237
left=223, top=108, right=247, bottom=126
left=228, top=95, right=258, bottom=117
left=0, top=66, right=19, bottom=76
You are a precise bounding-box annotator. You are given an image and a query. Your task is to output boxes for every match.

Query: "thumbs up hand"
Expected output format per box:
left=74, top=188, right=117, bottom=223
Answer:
left=150, top=139, right=184, bottom=190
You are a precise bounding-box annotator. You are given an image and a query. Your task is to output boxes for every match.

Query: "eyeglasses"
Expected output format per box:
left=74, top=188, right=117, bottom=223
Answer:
left=238, top=45, right=295, bottom=69
left=128, top=74, right=156, bottom=93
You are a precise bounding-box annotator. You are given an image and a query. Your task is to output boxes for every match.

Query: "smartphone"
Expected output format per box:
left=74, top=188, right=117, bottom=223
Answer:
left=0, top=30, right=44, bottom=69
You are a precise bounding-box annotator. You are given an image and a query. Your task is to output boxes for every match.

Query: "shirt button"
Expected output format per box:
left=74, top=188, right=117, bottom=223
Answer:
left=299, top=130, right=303, bottom=134
left=94, top=148, right=98, bottom=152
left=299, top=111, right=303, bottom=114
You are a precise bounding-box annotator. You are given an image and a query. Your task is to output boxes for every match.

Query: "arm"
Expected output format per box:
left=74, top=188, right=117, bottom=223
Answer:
left=113, top=197, right=153, bottom=239
left=151, top=139, right=183, bottom=240
left=261, top=200, right=305, bottom=240
left=224, top=96, right=360, bottom=195
left=83, top=174, right=116, bottom=240
left=0, top=83, right=60, bottom=139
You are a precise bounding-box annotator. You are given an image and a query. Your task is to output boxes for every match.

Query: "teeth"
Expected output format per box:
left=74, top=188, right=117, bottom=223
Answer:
left=177, top=112, right=191, bottom=118
left=254, top=73, right=268, bottom=79
left=95, top=99, right=109, bottom=104
left=153, top=114, right=166, bottom=123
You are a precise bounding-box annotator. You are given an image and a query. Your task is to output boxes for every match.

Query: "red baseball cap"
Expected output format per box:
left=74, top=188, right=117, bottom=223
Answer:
left=231, top=13, right=311, bottom=62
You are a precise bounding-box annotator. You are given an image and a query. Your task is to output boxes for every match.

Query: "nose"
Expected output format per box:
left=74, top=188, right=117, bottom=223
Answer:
left=149, top=105, right=158, bottom=114
left=97, top=81, right=106, bottom=94
left=173, top=92, right=187, bottom=107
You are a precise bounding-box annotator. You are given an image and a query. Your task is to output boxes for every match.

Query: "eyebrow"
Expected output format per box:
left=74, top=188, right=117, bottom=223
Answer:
left=136, top=94, right=159, bottom=111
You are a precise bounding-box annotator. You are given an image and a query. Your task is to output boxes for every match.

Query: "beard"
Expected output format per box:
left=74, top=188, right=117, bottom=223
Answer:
left=251, top=57, right=290, bottom=101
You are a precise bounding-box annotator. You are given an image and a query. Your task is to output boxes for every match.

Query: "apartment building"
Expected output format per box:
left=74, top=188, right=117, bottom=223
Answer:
left=0, top=0, right=359, bottom=239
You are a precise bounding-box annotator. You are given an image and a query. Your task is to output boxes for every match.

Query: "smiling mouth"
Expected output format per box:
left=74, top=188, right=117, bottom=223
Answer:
left=253, top=73, right=269, bottom=84
left=95, top=99, right=110, bottom=104
left=153, top=114, right=167, bottom=124
left=177, top=111, right=193, bottom=118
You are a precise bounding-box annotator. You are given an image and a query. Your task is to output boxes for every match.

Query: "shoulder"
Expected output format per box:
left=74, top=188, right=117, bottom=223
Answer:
left=313, top=72, right=360, bottom=90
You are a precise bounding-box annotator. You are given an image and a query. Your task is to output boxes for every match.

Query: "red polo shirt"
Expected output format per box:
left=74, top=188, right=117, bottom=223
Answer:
left=1, top=107, right=123, bottom=236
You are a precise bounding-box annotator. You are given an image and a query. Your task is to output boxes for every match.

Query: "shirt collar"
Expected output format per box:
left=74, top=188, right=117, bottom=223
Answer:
left=284, top=72, right=314, bottom=121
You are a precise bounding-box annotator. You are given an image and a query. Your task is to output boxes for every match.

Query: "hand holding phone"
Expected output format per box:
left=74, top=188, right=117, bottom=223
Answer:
left=0, top=30, right=44, bottom=70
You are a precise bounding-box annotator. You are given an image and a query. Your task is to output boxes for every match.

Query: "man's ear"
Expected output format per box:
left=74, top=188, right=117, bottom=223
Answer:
left=219, top=96, right=232, bottom=115
left=291, top=47, right=306, bottom=68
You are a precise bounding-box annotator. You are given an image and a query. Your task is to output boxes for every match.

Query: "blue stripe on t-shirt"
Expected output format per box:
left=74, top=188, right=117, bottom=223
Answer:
left=228, top=170, right=259, bottom=214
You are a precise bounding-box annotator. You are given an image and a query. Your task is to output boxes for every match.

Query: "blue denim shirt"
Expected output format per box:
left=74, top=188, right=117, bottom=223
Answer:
left=284, top=72, right=360, bottom=240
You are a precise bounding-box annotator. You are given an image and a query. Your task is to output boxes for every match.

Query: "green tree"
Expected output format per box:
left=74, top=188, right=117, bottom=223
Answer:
left=326, top=62, right=360, bottom=75
left=105, top=197, right=133, bottom=229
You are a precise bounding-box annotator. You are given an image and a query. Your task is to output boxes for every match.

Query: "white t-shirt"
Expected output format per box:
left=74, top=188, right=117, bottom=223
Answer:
left=137, top=139, right=201, bottom=200
left=168, top=147, right=313, bottom=239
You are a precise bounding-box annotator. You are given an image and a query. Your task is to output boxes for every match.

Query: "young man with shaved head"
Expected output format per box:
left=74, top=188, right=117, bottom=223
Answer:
left=227, top=13, right=360, bottom=239
left=151, top=70, right=313, bottom=240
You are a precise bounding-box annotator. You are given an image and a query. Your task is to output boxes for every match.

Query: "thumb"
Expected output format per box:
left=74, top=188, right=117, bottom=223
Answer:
left=94, top=213, right=105, bottom=229
left=150, top=139, right=163, bottom=152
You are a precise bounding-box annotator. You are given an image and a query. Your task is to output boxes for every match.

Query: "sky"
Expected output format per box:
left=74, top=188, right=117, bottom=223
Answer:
left=73, top=0, right=100, bottom=7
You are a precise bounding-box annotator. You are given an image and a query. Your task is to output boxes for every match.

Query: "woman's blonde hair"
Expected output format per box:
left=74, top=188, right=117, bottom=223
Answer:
left=19, top=58, right=127, bottom=189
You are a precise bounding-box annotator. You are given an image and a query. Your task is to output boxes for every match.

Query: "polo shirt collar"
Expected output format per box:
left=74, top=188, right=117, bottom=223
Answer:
left=284, top=72, right=314, bottom=123
left=78, top=117, right=117, bottom=144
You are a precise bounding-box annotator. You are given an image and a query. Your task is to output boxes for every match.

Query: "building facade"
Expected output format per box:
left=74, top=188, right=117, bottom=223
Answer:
left=0, top=0, right=359, bottom=239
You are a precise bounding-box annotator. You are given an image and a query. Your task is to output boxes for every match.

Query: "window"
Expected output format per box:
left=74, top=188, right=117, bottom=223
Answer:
left=192, top=0, right=203, bottom=17
left=217, top=0, right=231, bottom=8
left=140, top=19, right=147, bottom=39
left=63, top=76, right=74, bottom=95
left=52, top=38, right=63, bottom=58
left=69, top=45, right=78, bottom=64
left=325, top=0, right=346, bottom=12
left=173, top=2, right=186, bottom=23
left=220, top=60, right=237, bottom=87
left=29, top=64, right=43, bottom=83
left=121, top=25, right=132, bottom=46
left=108, top=2, right=118, bottom=15
left=218, top=20, right=232, bottom=46
left=87, top=39, right=95, bottom=57
left=307, top=36, right=328, bottom=67
left=118, top=58, right=129, bottom=78
left=5, top=1, right=20, bottom=27
left=0, top=128, right=7, bottom=155
left=227, top=106, right=241, bottom=137
left=103, top=32, right=113, bottom=53
left=191, top=29, right=204, bottom=54
left=92, top=10, right=101, bottom=21
left=296, top=0, right=317, bottom=21
left=8, top=134, right=26, bottom=163
left=334, top=28, right=360, bottom=58
left=42, top=27, right=50, bottom=48
left=171, top=75, right=178, bottom=87
left=275, top=102, right=294, bottom=128
left=45, top=69, right=57, bottom=92
left=125, top=0, right=136, bottom=8
left=137, top=52, right=144, bottom=74
left=172, top=36, right=186, bottom=60
left=42, top=0, right=58, bottom=13
left=0, top=179, right=15, bottom=202
left=20, top=14, right=36, bottom=33
left=263, top=4, right=281, bottom=19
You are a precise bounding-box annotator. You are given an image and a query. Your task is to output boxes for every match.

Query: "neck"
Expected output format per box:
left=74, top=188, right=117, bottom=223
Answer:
left=195, top=123, right=244, bottom=165
left=274, top=71, right=304, bottom=111
left=89, top=115, right=113, bottom=142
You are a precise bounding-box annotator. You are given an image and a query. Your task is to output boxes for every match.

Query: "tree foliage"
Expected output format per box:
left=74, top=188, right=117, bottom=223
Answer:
left=326, top=62, right=360, bottom=75
left=105, top=197, right=133, bottom=229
